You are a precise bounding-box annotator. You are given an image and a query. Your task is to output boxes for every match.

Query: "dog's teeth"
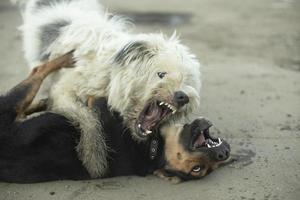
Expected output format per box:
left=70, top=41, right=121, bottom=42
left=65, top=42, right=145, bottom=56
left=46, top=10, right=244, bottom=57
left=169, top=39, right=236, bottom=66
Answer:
left=207, top=144, right=211, bottom=148
left=215, top=138, right=222, bottom=147
left=146, top=130, right=152, bottom=134
left=160, top=102, right=177, bottom=113
left=138, top=124, right=141, bottom=128
left=170, top=106, right=177, bottom=112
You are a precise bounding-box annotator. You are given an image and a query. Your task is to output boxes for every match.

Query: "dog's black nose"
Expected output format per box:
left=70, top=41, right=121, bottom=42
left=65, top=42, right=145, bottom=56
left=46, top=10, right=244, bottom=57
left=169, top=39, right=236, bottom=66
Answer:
left=215, top=149, right=230, bottom=161
left=173, top=91, right=189, bottom=107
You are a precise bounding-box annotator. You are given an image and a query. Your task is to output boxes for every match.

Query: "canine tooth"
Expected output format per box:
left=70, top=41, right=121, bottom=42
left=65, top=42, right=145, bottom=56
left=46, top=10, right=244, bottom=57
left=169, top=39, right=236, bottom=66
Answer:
left=159, top=102, right=164, bottom=106
left=207, top=144, right=211, bottom=148
left=171, top=106, right=176, bottom=112
left=172, top=110, right=176, bottom=114
left=216, top=138, right=222, bottom=147
left=138, top=124, right=141, bottom=128
left=146, top=130, right=152, bottom=134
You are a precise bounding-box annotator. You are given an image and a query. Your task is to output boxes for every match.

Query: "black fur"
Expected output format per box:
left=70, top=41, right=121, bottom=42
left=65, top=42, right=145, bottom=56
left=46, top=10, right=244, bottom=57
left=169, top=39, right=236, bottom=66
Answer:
left=35, top=0, right=75, bottom=10
left=92, top=99, right=164, bottom=177
left=0, top=83, right=163, bottom=183
left=39, top=20, right=70, bottom=61
left=113, top=41, right=155, bottom=66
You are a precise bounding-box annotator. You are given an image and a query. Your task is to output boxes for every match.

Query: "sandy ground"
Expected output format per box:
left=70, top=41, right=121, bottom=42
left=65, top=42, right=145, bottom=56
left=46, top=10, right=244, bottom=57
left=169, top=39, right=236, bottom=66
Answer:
left=0, top=0, right=300, bottom=199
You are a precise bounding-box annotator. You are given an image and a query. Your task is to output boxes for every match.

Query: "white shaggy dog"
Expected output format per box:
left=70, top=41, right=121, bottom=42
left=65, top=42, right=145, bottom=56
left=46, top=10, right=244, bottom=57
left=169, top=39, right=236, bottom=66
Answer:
left=14, top=0, right=201, bottom=178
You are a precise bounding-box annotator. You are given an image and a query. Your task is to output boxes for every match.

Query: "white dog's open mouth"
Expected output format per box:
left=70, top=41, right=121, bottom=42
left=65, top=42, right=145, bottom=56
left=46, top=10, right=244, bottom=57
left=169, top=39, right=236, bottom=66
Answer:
left=136, top=101, right=177, bottom=137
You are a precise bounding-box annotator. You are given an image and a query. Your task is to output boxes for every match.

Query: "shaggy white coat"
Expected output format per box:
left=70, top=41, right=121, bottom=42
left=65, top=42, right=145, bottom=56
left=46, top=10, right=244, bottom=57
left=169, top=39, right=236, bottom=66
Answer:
left=14, top=0, right=201, bottom=178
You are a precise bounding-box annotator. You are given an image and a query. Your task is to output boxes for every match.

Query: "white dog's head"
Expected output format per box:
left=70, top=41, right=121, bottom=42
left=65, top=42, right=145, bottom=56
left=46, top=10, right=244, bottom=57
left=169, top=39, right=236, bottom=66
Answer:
left=107, top=33, right=201, bottom=140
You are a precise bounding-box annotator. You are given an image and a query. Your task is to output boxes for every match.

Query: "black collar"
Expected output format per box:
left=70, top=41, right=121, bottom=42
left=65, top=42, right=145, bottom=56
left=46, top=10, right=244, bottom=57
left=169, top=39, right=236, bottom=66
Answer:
left=149, top=136, right=159, bottom=160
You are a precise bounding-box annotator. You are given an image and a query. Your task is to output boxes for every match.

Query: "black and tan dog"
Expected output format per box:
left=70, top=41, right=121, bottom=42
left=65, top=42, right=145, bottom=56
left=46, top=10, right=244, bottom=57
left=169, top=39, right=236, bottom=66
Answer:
left=0, top=53, right=230, bottom=183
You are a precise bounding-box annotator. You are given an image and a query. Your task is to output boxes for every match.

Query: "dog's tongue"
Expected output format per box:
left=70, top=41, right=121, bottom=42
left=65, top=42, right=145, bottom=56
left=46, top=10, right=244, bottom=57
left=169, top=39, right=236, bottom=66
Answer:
left=194, top=133, right=205, bottom=148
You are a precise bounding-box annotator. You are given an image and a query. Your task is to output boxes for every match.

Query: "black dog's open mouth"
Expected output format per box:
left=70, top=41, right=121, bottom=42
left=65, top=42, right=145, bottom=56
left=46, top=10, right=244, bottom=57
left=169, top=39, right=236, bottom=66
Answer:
left=136, top=101, right=177, bottom=137
left=192, top=129, right=223, bottom=149
left=187, top=118, right=231, bottom=162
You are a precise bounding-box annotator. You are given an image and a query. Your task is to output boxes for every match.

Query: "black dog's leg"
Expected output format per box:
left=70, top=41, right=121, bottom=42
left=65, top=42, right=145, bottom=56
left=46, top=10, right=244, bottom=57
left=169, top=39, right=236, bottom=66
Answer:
left=0, top=52, right=75, bottom=129
left=24, top=98, right=49, bottom=116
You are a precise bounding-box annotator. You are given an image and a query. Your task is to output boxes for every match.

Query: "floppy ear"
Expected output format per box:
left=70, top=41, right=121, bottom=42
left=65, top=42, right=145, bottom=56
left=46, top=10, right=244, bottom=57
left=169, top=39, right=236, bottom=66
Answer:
left=113, top=41, right=155, bottom=66
left=191, top=117, right=213, bottom=133
left=153, top=169, right=182, bottom=184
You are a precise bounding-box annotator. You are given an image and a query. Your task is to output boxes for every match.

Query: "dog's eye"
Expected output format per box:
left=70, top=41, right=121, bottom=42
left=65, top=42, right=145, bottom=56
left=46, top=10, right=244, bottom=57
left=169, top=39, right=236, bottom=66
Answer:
left=157, top=72, right=167, bottom=79
left=192, top=165, right=202, bottom=172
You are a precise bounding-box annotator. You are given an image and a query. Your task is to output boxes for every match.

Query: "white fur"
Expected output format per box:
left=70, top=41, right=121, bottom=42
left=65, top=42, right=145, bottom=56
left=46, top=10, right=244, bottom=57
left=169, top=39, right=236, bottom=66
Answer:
left=17, top=0, right=201, bottom=178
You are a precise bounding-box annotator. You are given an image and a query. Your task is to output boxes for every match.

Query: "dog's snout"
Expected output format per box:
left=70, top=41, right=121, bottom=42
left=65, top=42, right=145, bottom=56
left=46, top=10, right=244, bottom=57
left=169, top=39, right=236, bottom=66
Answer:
left=215, top=149, right=230, bottom=161
left=173, top=91, right=189, bottom=107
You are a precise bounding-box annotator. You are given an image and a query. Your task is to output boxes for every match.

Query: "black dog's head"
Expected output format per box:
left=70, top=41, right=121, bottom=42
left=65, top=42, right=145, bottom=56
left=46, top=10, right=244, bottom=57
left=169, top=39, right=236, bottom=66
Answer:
left=158, top=118, right=231, bottom=182
left=89, top=97, right=230, bottom=181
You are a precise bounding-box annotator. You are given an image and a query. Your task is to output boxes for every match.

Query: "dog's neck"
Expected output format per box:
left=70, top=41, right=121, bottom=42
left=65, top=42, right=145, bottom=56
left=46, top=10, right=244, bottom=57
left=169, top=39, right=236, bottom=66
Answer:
left=91, top=97, right=165, bottom=176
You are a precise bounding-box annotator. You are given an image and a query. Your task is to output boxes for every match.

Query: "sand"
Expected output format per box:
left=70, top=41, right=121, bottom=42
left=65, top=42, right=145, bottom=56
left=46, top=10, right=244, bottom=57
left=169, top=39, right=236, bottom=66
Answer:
left=0, top=0, right=299, bottom=199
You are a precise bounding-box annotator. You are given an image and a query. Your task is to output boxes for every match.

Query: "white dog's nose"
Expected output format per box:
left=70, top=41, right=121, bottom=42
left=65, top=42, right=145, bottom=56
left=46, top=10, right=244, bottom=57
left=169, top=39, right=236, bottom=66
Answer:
left=173, top=91, right=189, bottom=107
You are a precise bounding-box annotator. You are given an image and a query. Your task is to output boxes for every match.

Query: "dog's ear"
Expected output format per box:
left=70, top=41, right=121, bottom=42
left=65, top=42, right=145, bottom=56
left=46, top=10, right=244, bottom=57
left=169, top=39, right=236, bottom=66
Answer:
left=153, top=169, right=182, bottom=184
left=113, top=41, right=155, bottom=66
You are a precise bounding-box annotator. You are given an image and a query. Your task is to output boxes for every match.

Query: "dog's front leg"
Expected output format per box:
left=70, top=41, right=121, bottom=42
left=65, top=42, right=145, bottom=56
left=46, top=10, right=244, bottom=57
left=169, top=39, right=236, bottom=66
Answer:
left=153, top=169, right=182, bottom=184
left=0, top=51, right=75, bottom=125
left=24, top=98, right=49, bottom=116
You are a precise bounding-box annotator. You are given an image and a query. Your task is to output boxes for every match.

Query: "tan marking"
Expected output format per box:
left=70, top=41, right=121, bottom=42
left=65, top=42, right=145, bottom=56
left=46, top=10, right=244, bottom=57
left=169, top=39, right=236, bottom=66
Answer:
left=87, top=96, right=96, bottom=109
left=163, top=125, right=194, bottom=174
left=153, top=169, right=182, bottom=184
left=177, top=152, right=182, bottom=160
left=24, top=98, right=49, bottom=116
left=162, top=124, right=218, bottom=178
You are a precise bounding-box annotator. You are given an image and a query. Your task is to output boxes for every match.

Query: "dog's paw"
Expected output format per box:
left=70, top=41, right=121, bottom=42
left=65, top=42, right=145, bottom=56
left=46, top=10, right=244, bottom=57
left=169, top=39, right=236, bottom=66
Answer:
left=50, top=50, right=76, bottom=69
left=153, top=169, right=182, bottom=184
